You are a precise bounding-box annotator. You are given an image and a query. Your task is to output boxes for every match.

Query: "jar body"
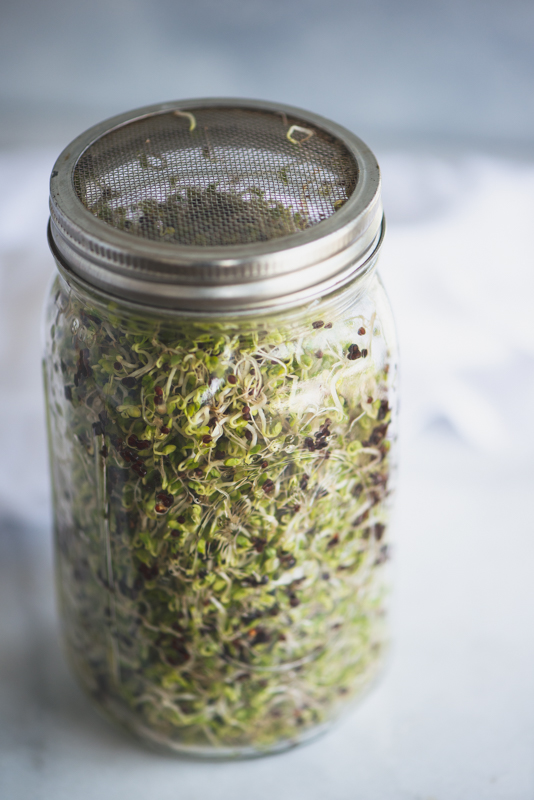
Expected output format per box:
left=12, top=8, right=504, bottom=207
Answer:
left=43, top=265, right=397, bottom=757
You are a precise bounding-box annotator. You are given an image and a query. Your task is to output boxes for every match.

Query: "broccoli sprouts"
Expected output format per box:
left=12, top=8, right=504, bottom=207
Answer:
left=44, top=270, right=395, bottom=756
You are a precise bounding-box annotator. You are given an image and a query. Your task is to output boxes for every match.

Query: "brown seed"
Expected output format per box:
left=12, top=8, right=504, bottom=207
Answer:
left=261, top=460, right=268, bottom=469
left=312, top=320, right=324, bottom=329
left=177, top=516, right=186, bottom=524
left=161, top=426, right=170, bottom=434
left=361, top=349, right=368, bottom=358
left=315, top=350, right=323, bottom=358
left=228, top=375, right=237, bottom=385
left=155, top=386, right=163, bottom=397
left=324, top=322, right=332, bottom=329
left=347, top=343, right=361, bottom=360
left=129, top=434, right=151, bottom=450
left=293, top=504, right=301, bottom=513
left=157, top=492, right=173, bottom=508
left=121, top=376, right=136, bottom=388
left=262, top=479, right=275, bottom=494
left=377, top=400, right=389, bottom=421
left=358, top=327, right=366, bottom=335
left=139, top=563, right=158, bottom=580
left=244, top=429, right=252, bottom=441
left=375, top=523, right=385, bottom=541
left=202, top=434, right=212, bottom=444
left=155, top=504, right=166, bottom=513
left=113, top=361, right=122, bottom=370
left=251, top=628, right=270, bottom=645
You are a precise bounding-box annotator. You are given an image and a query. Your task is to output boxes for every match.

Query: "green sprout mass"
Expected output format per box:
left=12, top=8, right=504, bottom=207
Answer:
left=87, top=185, right=310, bottom=246
left=44, top=272, right=395, bottom=755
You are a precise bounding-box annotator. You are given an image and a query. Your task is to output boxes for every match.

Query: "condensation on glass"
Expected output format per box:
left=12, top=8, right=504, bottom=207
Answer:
left=44, top=99, right=397, bottom=757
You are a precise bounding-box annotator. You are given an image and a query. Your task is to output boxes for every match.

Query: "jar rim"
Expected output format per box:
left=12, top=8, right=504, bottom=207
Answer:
left=48, top=218, right=384, bottom=317
left=49, top=98, right=383, bottom=311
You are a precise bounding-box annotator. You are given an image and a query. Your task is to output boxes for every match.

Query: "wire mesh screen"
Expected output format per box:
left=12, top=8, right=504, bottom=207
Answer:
left=73, top=107, right=358, bottom=247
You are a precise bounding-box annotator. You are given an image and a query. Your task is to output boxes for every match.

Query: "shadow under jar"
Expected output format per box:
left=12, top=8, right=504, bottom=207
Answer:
left=44, top=99, right=397, bottom=758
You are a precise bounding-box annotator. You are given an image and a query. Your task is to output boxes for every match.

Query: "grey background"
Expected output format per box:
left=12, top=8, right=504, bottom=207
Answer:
left=1, top=0, right=534, bottom=152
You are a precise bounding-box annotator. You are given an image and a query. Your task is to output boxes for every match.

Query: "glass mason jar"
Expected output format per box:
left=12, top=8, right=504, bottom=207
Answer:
left=43, top=99, right=397, bottom=757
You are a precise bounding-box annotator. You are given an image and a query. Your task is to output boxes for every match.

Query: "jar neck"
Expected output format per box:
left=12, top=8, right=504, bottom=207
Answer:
left=49, top=218, right=383, bottom=327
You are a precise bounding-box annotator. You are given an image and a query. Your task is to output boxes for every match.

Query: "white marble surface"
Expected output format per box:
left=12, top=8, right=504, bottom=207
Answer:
left=1, top=151, right=533, bottom=798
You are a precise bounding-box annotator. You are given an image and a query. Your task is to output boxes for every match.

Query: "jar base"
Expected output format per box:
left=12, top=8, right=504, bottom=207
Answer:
left=68, top=651, right=388, bottom=761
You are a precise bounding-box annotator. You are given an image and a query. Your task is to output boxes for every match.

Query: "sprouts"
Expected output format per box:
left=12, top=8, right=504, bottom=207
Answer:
left=44, top=274, right=395, bottom=754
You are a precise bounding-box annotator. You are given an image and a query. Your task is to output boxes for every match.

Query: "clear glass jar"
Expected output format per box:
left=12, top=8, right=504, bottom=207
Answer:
left=44, top=99, right=397, bottom=757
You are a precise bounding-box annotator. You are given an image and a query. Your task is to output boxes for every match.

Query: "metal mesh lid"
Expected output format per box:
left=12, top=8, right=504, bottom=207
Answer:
left=73, top=107, right=357, bottom=247
left=49, top=99, right=383, bottom=311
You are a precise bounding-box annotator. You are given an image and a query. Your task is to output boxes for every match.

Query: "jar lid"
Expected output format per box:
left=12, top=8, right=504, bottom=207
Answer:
left=49, top=98, right=383, bottom=311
